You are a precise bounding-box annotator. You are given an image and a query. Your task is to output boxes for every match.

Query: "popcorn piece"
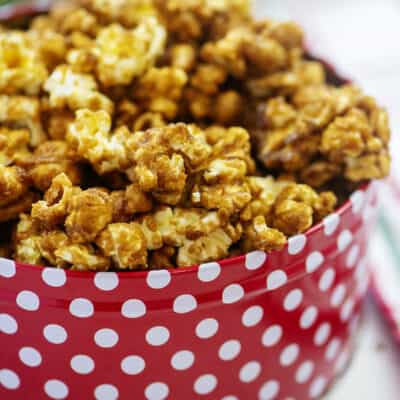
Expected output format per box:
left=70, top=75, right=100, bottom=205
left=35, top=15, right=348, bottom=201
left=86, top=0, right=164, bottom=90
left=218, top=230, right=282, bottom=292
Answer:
left=0, top=166, right=29, bottom=207
left=55, top=244, right=110, bottom=271
left=170, top=44, right=197, bottom=72
left=28, top=29, right=67, bottom=70
left=96, top=222, right=147, bottom=269
left=0, top=32, right=48, bottom=95
left=67, top=109, right=130, bottom=174
left=0, top=95, right=46, bottom=147
left=133, top=67, right=188, bottom=119
left=111, top=183, right=153, bottom=222
left=83, top=0, right=158, bottom=27
left=126, top=123, right=212, bottom=204
left=241, top=215, right=287, bottom=253
left=17, top=141, right=83, bottom=192
left=270, top=183, right=337, bottom=236
left=240, top=176, right=290, bottom=222
left=31, top=173, right=76, bottom=228
left=154, top=0, right=251, bottom=41
left=44, top=65, right=114, bottom=113
left=0, top=128, right=30, bottom=166
left=177, top=223, right=242, bottom=267
left=65, top=188, right=113, bottom=243
left=93, top=20, right=166, bottom=86
left=201, top=26, right=288, bottom=79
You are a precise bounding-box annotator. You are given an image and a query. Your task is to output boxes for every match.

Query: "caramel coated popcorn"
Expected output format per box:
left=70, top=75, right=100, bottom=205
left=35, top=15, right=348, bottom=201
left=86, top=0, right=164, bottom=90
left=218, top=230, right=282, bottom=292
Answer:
left=0, top=0, right=390, bottom=271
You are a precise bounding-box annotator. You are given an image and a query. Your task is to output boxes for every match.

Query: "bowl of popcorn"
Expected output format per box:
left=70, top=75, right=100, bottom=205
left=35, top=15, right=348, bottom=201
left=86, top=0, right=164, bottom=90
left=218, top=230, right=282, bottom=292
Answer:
left=0, top=1, right=391, bottom=400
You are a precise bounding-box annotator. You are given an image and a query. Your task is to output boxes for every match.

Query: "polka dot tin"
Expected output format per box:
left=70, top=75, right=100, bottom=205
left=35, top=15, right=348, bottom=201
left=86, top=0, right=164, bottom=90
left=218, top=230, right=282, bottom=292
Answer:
left=0, top=184, right=378, bottom=400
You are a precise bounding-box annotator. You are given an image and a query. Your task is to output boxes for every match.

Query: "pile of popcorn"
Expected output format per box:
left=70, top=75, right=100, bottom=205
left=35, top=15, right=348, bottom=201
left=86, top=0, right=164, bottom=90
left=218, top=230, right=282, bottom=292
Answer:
left=0, top=0, right=391, bottom=271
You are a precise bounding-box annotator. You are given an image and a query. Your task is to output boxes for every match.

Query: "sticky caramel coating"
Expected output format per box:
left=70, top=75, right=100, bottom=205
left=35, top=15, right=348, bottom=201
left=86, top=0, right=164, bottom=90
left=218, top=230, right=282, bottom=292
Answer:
left=256, top=85, right=391, bottom=187
left=0, top=32, right=48, bottom=95
left=0, top=0, right=391, bottom=271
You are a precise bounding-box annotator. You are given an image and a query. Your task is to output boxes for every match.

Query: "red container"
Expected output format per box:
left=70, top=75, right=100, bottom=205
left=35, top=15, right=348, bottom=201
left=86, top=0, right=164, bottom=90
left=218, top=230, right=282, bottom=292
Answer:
left=0, top=183, right=378, bottom=400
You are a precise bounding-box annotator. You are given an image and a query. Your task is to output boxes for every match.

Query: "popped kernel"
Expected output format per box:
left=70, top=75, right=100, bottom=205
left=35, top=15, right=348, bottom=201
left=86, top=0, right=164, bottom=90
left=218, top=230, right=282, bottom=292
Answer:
left=0, top=32, right=48, bottom=95
left=0, top=95, right=46, bottom=147
left=96, top=222, right=147, bottom=269
left=133, top=67, right=188, bottom=119
left=93, top=19, right=166, bottom=86
left=44, top=65, right=114, bottom=113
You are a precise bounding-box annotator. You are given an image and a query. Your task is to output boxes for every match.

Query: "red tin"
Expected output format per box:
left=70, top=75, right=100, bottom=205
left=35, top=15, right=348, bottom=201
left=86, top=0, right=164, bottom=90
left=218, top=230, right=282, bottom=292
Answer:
left=0, top=182, right=378, bottom=400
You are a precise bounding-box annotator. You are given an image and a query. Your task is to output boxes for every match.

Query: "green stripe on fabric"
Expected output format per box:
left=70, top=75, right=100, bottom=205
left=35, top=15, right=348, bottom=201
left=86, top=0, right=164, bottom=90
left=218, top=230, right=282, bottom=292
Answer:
left=0, top=0, right=25, bottom=5
left=379, top=213, right=400, bottom=277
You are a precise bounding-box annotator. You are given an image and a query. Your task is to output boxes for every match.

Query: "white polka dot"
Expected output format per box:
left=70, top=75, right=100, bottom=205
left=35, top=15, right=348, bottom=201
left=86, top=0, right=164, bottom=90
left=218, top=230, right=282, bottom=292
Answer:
left=221, top=396, right=238, bottom=400
left=146, top=326, right=170, bottom=346
left=121, top=299, right=146, bottom=319
left=94, top=328, right=119, bottom=348
left=194, top=374, right=218, bottom=395
left=259, top=380, right=280, bottom=400
left=42, top=268, right=66, bottom=287
left=145, top=382, right=169, bottom=400
left=222, top=284, right=244, bottom=304
left=323, top=214, right=340, bottom=236
left=300, top=306, right=318, bottom=329
left=198, top=262, right=221, bottom=282
left=346, top=245, right=360, bottom=269
left=239, top=361, right=262, bottom=383
left=309, top=376, right=327, bottom=398
left=146, top=270, right=171, bottom=289
left=350, top=190, right=365, bottom=214
left=314, top=323, right=331, bottom=346
left=280, top=343, right=300, bottom=367
left=43, top=324, right=68, bottom=344
left=245, top=251, right=267, bottom=270
left=306, top=252, right=324, bottom=273
left=242, top=305, right=264, bottom=327
left=340, top=298, right=355, bottom=322
left=283, top=289, right=303, bottom=311
left=319, top=268, right=335, bottom=292
left=337, top=230, right=353, bottom=252
left=331, top=284, right=346, bottom=307
left=0, top=369, right=20, bottom=390
left=94, top=272, right=119, bottom=291
left=95, top=384, right=119, bottom=400
left=295, top=360, right=314, bottom=384
left=262, top=325, right=283, bottom=347
left=0, top=313, right=18, bottom=334
left=70, top=355, right=95, bottom=375
left=16, top=290, right=40, bottom=311
left=173, top=294, right=197, bottom=314
left=69, top=298, right=94, bottom=318
left=121, top=355, right=146, bottom=375
left=267, top=270, right=287, bottom=290
left=325, top=338, right=341, bottom=361
left=44, top=379, right=69, bottom=399
left=335, top=350, right=350, bottom=373
left=171, top=350, right=195, bottom=371
left=0, top=258, right=16, bottom=278
left=218, top=340, right=241, bottom=361
left=288, top=235, right=306, bottom=255
left=196, top=318, right=219, bottom=339
left=19, top=347, right=42, bottom=367
left=34, top=336, right=56, bottom=367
